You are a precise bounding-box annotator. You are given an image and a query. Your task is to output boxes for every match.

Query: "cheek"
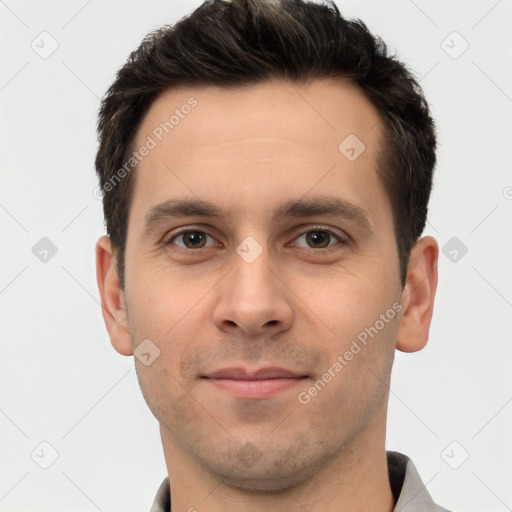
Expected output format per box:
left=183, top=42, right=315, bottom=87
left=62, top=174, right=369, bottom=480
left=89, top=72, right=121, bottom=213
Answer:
left=297, top=314, right=397, bottom=436
left=127, top=262, right=216, bottom=339
left=300, top=271, right=399, bottom=399
left=134, top=358, right=198, bottom=438
left=296, top=269, right=394, bottom=335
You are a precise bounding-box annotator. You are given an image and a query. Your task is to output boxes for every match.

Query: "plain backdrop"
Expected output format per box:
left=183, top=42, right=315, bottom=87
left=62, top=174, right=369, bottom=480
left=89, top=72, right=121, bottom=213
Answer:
left=1, top=1, right=511, bottom=511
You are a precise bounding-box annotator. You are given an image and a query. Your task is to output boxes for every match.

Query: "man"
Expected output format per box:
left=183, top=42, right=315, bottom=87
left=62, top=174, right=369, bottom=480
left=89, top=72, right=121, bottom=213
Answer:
left=94, top=0, right=448, bottom=510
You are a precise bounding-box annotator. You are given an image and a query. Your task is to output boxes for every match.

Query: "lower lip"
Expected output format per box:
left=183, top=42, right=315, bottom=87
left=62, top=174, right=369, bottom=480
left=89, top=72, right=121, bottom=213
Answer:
left=204, top=377, right=305, bottom=399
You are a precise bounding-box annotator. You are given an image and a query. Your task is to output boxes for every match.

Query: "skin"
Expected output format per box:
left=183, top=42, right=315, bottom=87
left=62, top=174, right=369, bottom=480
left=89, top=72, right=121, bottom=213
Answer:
left=96, top=78, right=438, bottom=512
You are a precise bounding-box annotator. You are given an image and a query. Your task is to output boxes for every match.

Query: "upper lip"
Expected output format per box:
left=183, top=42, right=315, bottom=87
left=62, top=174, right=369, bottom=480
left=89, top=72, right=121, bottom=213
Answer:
left=204, top=367, right=306, bottom=380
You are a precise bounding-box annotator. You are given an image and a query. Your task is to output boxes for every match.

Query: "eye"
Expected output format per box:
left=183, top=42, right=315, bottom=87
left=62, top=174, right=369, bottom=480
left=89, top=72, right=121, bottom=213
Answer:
left=292, top=228, right=345, bottom=249
left=164, top=227, right=347, bottom=252
left=167, top=230, right=217, bottom=249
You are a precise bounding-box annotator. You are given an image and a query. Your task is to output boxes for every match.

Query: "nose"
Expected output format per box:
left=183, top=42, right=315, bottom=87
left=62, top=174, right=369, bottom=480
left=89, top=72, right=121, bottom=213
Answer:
left=213, top=247, right=294, bottom=337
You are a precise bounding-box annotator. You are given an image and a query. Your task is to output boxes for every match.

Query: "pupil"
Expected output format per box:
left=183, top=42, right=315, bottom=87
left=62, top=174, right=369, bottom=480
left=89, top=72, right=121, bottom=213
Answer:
left=307, top=231, right=329, bottom=248
left=185, top=232, right=205, bottom=248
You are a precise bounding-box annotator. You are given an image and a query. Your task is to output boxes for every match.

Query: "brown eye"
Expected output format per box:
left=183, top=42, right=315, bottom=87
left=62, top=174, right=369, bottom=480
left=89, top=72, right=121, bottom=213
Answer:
left=294, top=229, right=344, bottom=249
left=305, top=230, right=331, bottom=248
left=168, top=231, right=214, bottom=249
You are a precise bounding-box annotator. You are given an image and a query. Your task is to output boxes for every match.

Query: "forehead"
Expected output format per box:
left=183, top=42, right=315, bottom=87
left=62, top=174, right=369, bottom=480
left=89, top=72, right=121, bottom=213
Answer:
left=129, top=78, right=386, bottom=225
left=135, top=78, right=381, bottom=151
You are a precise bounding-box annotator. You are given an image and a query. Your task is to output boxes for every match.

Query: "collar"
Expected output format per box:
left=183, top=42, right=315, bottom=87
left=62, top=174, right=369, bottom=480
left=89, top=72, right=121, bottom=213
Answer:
left=150, top=451, right=450, bottom=512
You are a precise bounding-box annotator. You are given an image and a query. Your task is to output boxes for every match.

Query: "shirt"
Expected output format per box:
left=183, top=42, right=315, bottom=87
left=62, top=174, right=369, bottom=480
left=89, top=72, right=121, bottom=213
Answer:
left=149, top=451, right=451, bottom=512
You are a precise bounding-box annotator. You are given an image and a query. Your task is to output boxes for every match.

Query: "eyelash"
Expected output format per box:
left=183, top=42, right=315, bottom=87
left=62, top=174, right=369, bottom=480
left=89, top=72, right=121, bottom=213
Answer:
left=164, top=226, right=348, bottom=253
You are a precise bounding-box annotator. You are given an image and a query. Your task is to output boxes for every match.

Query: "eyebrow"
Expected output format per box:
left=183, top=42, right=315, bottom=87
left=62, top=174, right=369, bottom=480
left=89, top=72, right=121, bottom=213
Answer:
left=142, top=194, right=373, bottom=235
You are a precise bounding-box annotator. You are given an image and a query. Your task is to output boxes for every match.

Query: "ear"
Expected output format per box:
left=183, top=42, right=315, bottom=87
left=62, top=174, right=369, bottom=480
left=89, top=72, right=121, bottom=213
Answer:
left=95, top=235, right=133, bottom=356
left=395, top=236, right=439, bottom=353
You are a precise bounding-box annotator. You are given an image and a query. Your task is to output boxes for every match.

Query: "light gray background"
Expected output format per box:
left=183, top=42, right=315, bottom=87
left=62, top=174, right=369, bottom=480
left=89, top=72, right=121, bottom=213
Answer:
left=1, top=0, right=511, bottom=511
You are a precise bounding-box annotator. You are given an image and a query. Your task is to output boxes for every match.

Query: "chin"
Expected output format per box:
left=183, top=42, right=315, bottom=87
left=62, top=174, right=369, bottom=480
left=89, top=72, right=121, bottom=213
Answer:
left=212, top=467, right=314, bottom=494
left=197, top=440, right=334, bottom=494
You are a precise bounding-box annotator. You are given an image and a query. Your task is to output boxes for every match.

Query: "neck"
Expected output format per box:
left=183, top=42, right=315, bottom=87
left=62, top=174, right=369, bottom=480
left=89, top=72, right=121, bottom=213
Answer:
left=160, top=419, right=394, bottom=512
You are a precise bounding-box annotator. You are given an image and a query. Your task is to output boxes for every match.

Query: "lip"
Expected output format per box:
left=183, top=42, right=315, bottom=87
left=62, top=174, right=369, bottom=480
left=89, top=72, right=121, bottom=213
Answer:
left=205, top=366, right=303, bottom=380
left=202, top=367, right=308, bottom=399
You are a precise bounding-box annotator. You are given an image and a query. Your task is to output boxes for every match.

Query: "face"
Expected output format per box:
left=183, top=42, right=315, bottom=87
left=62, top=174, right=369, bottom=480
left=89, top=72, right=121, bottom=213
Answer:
left=100, top=79, right=422, bottom=491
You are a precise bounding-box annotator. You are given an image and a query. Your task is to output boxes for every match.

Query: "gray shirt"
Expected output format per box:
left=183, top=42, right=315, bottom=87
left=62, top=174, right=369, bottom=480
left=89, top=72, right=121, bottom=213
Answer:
left=149, top=451, right=451, bottom=512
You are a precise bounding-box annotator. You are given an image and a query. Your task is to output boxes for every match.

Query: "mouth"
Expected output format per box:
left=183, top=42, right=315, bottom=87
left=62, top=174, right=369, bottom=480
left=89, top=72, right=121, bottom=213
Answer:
left=201, top=367, right=309, bottom=400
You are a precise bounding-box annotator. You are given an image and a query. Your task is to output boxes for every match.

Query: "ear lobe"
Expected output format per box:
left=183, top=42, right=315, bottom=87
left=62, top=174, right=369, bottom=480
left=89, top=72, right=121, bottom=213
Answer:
left=395, top=236, right=439, bottom=353
left=95, top=235, right=133, bottom=356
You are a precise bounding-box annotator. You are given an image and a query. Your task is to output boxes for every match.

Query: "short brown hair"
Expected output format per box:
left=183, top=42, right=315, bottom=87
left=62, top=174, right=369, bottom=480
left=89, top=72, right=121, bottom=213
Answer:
left=95, top=0, right=436, bottom=288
